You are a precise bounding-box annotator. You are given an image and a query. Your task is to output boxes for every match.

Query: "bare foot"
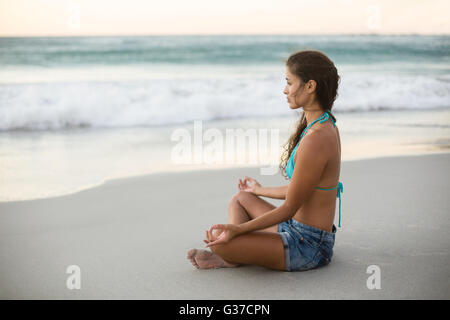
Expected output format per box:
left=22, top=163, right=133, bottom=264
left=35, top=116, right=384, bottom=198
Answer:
left=187, top=248, right=200, bottom=269
left=187, top=248, right=239, bottom=269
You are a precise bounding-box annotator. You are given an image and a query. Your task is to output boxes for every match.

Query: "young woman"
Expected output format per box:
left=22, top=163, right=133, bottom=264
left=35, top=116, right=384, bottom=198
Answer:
left=187, top=50, right=343, bottom=271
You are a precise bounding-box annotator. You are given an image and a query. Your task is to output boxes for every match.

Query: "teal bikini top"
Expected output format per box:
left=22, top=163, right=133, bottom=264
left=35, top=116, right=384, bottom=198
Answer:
left=285, top=111, right=344, bottom=228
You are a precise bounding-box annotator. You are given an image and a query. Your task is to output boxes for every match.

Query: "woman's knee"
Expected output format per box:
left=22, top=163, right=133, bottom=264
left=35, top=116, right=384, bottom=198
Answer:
left=228, top=191, right=250, bottom=210
left=230, top=190, right=254, bottom=204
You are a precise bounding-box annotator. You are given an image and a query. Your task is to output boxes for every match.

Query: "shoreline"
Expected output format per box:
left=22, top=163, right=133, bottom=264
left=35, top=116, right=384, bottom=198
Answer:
left=1, top=106, right=449, bottom=203
left=1, top=149, right=449, bottom=204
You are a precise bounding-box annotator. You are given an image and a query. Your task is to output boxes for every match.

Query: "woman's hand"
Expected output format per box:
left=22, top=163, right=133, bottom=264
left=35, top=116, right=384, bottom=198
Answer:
left=238, top=176, right=261, bottom=194
left=204, top=224, right=243, bottom=248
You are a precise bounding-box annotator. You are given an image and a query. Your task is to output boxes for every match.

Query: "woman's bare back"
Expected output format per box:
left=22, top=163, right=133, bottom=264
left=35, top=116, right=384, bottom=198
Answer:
left=292, top=122, right=341, bottom=232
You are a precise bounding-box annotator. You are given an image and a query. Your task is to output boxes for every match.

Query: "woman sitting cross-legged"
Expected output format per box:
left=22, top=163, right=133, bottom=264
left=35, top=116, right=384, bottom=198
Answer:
left=187, top=50, right=343, bottom=272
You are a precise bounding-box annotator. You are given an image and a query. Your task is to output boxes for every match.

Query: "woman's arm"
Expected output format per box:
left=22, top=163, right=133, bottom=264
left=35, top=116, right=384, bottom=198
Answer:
left=206, top=133, right=329, bottom=246
left=206, top=132, right=327, bottom=247
left=239, top=176, right=287, bottom=199
left=254, top=185, right=288, bottom=200
left=239, top=134, right=328, bottom=234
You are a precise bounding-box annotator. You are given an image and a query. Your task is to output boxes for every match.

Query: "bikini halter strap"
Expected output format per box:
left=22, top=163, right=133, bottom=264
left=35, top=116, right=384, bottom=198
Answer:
left=300, top=111, right=336, bottom=140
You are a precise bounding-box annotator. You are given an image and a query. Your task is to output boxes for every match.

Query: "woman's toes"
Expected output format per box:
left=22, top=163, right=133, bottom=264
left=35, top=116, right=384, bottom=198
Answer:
left=187, top=248, right=200, bottom=269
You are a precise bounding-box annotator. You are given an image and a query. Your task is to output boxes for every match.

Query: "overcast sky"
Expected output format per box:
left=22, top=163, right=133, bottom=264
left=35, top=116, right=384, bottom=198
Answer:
left=0, top=0, right=448, bottom=36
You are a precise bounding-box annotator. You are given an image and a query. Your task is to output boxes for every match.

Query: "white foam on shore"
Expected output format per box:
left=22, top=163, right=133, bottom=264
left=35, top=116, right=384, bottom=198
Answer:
left=1, top=72, right=449, bottom=131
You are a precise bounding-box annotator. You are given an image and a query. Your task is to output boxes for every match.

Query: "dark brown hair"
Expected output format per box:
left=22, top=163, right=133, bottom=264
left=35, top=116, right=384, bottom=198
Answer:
left=280, top=50, right=340, bottom=179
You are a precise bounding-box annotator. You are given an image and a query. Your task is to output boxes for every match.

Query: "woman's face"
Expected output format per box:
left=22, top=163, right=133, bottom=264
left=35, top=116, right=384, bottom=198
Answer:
left=283, top=68, right=304, bottom=109
left=283, top=67, right=314, bottom=109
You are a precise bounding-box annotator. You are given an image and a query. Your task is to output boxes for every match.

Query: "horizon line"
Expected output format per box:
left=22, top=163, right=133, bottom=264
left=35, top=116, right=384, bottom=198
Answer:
left=1, top=32, right=449, bottom=38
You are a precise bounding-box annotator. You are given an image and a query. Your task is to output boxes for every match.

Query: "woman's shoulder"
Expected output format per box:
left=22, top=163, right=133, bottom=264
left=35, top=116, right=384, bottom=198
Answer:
left=297, top=125, right=338, bottom=159
left=303, top=124, right=335, bottom=144
left=296, top=130, right=328, bottom=156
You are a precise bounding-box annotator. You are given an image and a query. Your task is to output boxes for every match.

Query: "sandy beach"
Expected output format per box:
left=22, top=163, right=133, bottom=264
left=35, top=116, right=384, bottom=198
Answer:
left=0, top=152, right=449, bottom=299
left=1, top=3, right=449, bottom=304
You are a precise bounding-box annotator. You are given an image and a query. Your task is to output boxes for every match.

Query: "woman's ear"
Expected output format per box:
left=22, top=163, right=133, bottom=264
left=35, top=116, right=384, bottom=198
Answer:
left=306, top=80, right=317, bottom=93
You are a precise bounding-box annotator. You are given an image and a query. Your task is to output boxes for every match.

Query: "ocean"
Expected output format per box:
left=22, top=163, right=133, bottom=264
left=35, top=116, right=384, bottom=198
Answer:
left=0, top=35, right=449, bottom=201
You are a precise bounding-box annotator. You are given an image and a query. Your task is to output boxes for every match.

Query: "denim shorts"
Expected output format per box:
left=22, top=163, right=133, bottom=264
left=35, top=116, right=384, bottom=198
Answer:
left=277, top=219, right=336, bottom=271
